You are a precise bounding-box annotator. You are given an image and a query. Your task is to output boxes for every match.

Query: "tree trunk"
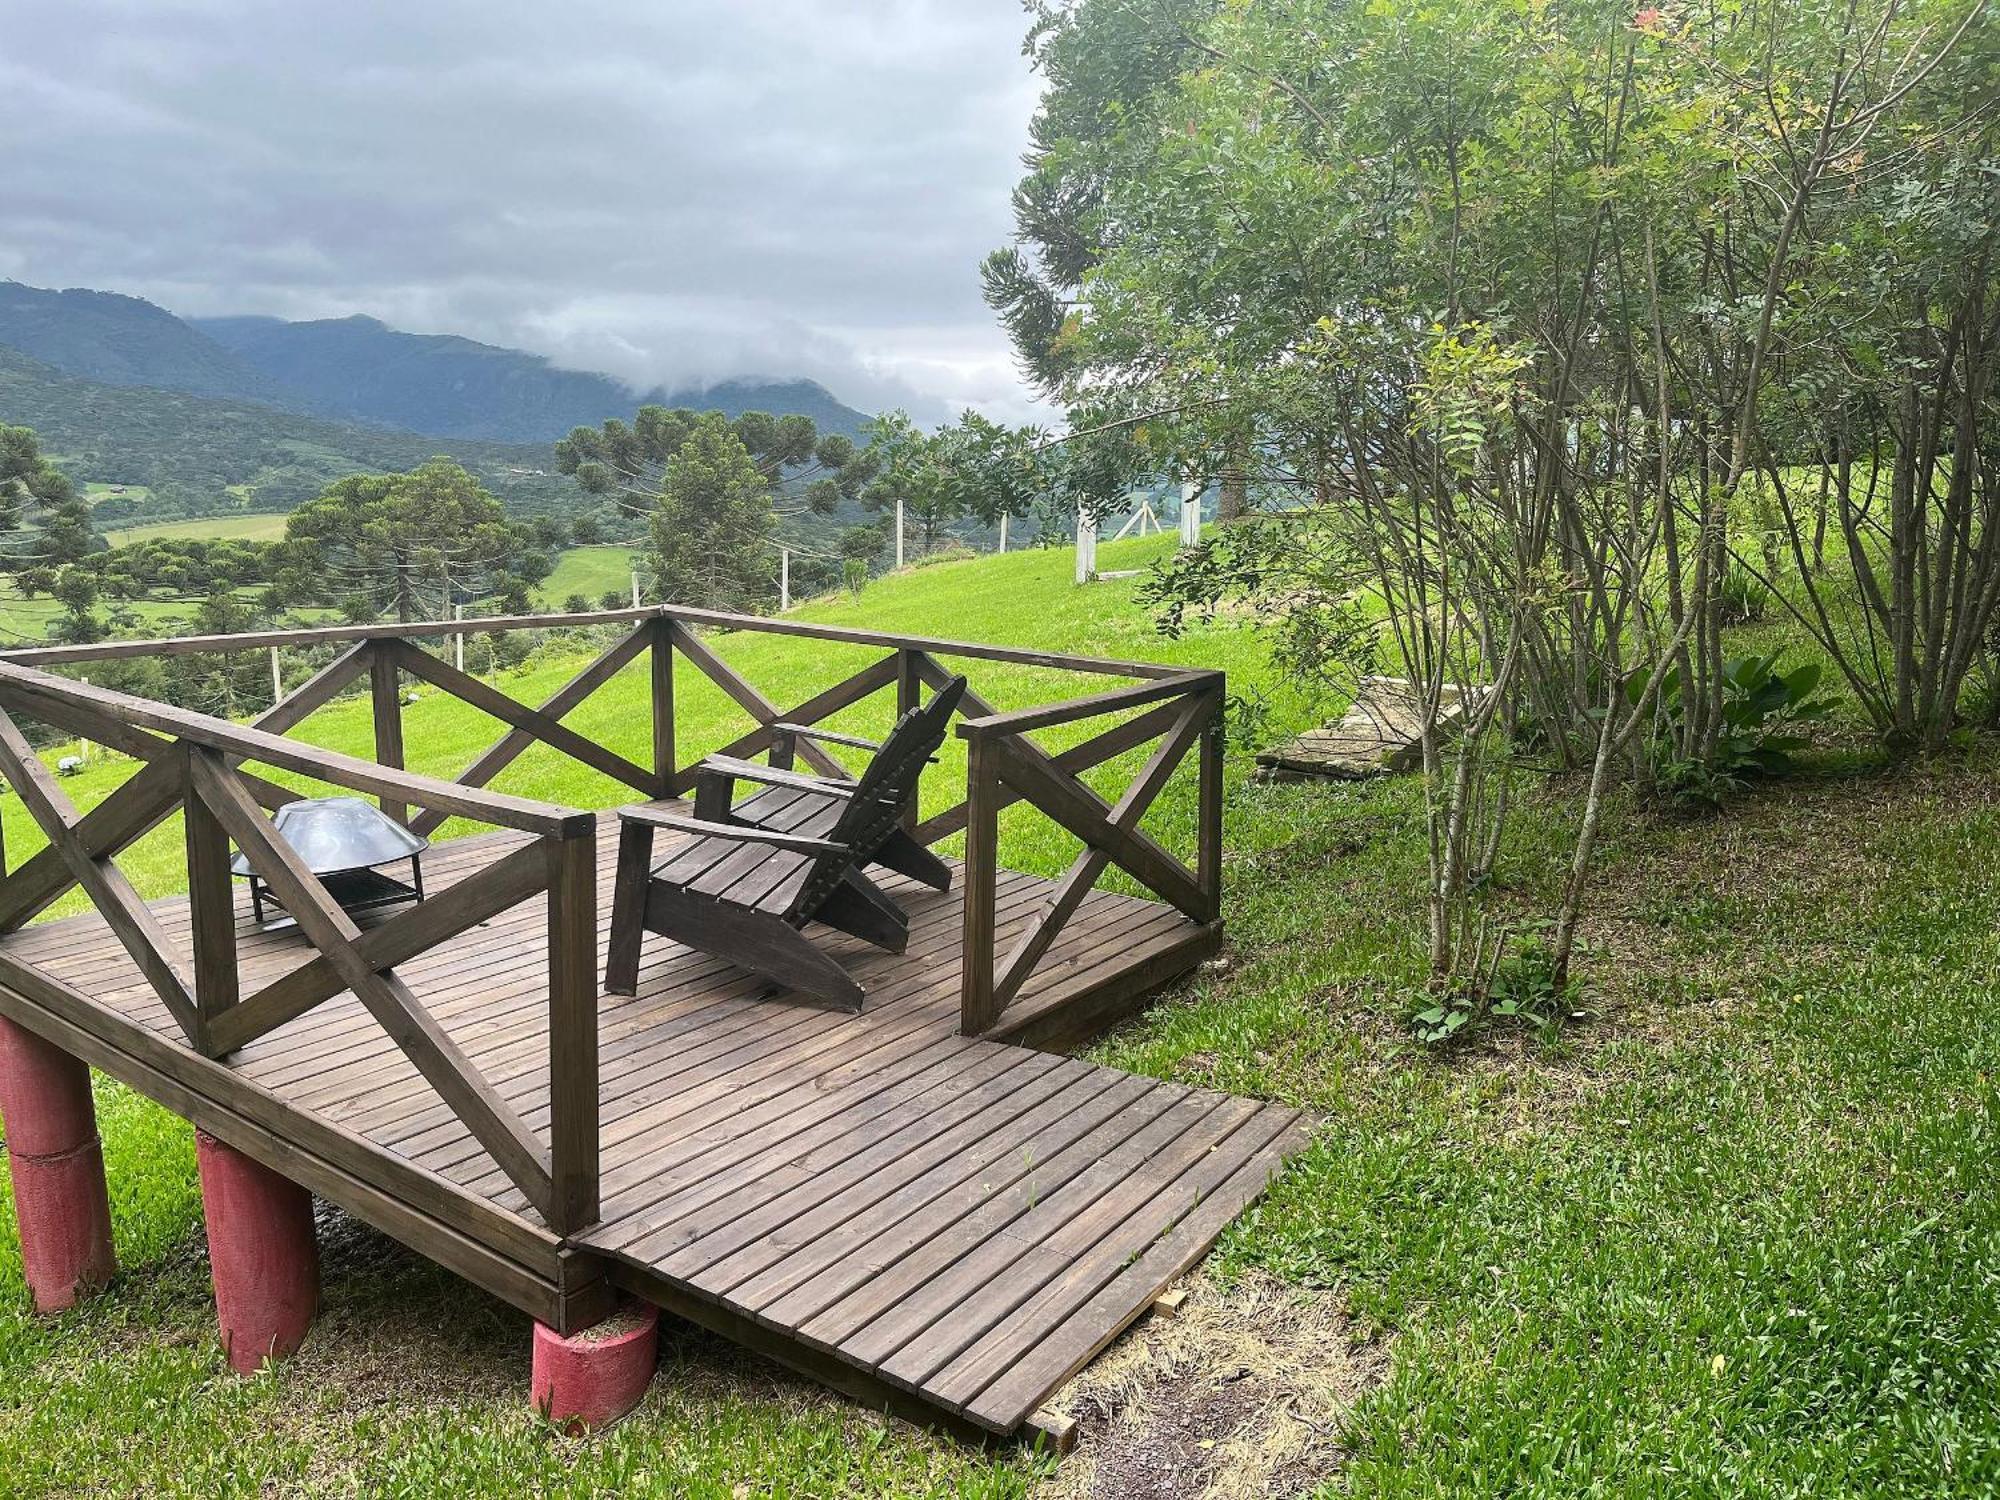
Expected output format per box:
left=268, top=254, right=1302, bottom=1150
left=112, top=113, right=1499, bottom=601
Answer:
left=1218, top=448, right=1248, bottom=523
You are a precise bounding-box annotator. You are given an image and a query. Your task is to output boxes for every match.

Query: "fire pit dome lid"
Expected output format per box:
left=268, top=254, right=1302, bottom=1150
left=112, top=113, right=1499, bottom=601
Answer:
left=228, top=795, right=429, bottom=877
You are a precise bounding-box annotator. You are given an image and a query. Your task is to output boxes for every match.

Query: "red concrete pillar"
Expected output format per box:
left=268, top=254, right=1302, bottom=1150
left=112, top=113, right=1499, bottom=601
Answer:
left=194, top=1129, right=318, bottom=1373
left=0, top=1015, right=116, bottom=1312
left=531, top=1299, right=659, bottom=1433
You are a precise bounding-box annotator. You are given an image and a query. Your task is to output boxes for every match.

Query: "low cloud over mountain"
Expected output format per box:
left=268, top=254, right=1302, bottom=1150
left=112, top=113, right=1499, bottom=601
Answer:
left=0, top=2, right=1047, bottom=426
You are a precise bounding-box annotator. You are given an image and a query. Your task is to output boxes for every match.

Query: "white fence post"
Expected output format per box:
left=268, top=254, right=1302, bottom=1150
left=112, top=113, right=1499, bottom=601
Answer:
left=780, top=547, right=791, bottom=611
left=454, top=605, right=464, bottom=672
left=630, top=569, right=641, bottom=608
left=1180, top=479, right=1202, bottom=547
left=998, top=513, right=1008, bottom=554
left=269, top=646, right=282, bottom=705
left=895, top=497, right=905, bottom=568
left=1075, top=510, right=1097, bottom=584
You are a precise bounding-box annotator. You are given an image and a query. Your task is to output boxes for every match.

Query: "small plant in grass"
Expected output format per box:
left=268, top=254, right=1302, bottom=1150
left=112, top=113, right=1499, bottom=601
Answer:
left=1409, top=925, right=1578, bottom=1046
left=1717, top=562, right=1771, bottom=625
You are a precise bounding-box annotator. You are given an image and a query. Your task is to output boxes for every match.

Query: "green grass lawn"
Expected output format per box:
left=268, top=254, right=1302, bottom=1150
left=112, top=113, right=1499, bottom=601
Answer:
left=82, top=482, right=152, bottom=506
left=0, top=585, right=243, bottom=652
left=104, top=514, right=291, bottom=546
left=534, top=544, right=639, bottom=608
left=2, top=531, right=1998, bottom=1494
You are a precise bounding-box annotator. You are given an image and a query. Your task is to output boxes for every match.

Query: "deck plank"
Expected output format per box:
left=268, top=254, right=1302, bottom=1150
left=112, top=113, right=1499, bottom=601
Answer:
left=0, top=810, right=1300, bottom=1435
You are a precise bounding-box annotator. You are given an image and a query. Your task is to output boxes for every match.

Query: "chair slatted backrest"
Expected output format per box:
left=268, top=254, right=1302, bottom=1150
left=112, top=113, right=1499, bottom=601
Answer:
left=790, top=675, right=967, bottom=919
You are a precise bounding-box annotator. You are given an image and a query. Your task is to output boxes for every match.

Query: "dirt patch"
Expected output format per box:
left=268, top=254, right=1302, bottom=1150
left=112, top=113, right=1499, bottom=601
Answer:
left=1036, top=1271, right=1387, bottom=1500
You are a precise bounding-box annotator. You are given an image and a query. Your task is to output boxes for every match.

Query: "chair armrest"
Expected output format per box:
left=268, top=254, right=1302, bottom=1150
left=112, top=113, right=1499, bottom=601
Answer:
left=770, top=721, right=882, bottom=752
left=618, top=805, right=850, bottom=856
left=699, top=754, right=857, bottom=798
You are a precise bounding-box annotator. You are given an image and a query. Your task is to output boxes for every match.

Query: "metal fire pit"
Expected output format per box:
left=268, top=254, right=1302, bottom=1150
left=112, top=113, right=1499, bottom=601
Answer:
left=229, top=795, right=429, bottom=929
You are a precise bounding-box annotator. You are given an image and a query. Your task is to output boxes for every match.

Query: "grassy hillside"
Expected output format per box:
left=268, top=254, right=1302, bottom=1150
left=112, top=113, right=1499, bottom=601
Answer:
left=535, top=545, right=640, bottom=607
left=105, top=514, right=290, bottom=546
left=0, top=586, right=258, bottom=652
left=2, top=533, right=1999, bottom=1493
left=0, top=529, right=633, bottom=645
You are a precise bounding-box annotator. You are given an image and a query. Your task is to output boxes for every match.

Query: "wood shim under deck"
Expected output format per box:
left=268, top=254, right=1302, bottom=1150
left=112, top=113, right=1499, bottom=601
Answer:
left=0, top=811, right=1304, bottom=1437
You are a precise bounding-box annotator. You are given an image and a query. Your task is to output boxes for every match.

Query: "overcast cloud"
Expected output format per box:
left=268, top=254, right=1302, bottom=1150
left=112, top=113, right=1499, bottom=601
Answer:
left=0, top=1, right=1049, bottom=424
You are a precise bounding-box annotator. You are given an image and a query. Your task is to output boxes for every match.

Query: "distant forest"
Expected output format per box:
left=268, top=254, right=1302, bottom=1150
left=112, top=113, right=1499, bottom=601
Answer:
left=0, top=343, right=573, bottom=521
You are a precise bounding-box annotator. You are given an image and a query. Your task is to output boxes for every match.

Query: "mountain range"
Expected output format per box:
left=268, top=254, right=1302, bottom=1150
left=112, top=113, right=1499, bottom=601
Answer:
left=191, top=313, right=871, bottom=445
left=0, top=341, right=576, bottom=518
left=0, top=279, right=876, bottom=525
left=0, top=282, right=872, bottom=446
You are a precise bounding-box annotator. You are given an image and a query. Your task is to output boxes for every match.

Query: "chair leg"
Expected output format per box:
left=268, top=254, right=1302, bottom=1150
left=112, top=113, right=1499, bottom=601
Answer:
left=766, top=926, right=867, bottom=1013
left=604, top=822, right=656, bottom=996
left=814, top=869, right=910, bottom=954
left=870, top=828, right=952, bottom=892
left=643, top=882, right=864, bottom=1013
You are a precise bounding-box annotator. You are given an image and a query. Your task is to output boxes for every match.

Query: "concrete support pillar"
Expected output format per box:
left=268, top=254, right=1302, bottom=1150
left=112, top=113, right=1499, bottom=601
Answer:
left=0, top=1016, right=116, bottom=1313
left=531, top=1299, right=660, bottom=1433
left=195, top=1129, right=318, bottom=1373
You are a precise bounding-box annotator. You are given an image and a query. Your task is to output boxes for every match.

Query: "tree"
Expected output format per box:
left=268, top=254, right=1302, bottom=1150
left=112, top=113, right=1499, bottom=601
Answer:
left=0, top=425, right=96, bottom=569
left=48, top=567, right=102, bottom=643
left=839, top=522, right=887, bottom=567
left=979, top=0, right=1262, bottom=505
left=859, top=412, right=970, bottom=557
left=556, top=406, right=877, bottom=531
left=276, top=459, right=541, bottom=623
left=979, top=0, right=1220, bottom=395
left=648, top=414, right=780, bottom=611
left=1002, top=0, right=1987, bottom=1002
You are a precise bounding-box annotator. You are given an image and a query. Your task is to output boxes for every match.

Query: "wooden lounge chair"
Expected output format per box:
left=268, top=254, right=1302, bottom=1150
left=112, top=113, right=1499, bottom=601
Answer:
left=603, top=675, right=968, bottom=1011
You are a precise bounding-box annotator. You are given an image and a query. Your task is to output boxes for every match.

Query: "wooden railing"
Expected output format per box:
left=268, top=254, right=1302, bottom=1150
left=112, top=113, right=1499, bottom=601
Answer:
left=0, top=605, right=1226, bottom=1226
left=954, top=669, right=1224, bottom=1034
left=0, top=648, right=602, bottom=1235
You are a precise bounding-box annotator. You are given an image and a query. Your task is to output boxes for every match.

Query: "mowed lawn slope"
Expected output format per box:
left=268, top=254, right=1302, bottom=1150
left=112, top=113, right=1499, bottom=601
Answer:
left=534, top=544, right=640, bottom=607
left=104, top=514, right=291, bottom=546
left=0, top=534, right=1997, bottom=1494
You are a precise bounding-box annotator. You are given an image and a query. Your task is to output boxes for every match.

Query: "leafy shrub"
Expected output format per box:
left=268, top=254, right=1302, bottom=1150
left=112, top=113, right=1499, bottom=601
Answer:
left=1642, top=650, right=1839, bottom=803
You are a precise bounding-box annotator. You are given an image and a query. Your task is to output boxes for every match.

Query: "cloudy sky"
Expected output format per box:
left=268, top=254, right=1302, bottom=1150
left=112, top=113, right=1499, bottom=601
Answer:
left=0, top=1, right=1049, bottom=423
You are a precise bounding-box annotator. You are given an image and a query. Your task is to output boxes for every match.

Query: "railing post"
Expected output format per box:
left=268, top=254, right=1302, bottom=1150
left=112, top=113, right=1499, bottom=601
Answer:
left=369, top=641, right=407, bottom=826
left=183, top=747, right=239, bottom=1049
left=545, top=825, right=599, bottom=1233
left=649, top=615, right=676, bottom=800
left=895, top=649, right=923, bottom=830
left=959, top=732, right=999, bottom=1035
left=1197, top=693, right=1224, bottom=924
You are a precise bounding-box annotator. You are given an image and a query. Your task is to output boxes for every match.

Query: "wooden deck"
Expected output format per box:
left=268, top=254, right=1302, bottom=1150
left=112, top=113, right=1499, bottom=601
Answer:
left=0, top=607, right=1306, bottom=1439
left=0, top=810, right=1301, bottom=1436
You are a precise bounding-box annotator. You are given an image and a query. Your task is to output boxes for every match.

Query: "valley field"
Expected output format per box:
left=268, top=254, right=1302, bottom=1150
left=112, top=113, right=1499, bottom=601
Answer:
left=104, top=513, right=290, bottom=546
